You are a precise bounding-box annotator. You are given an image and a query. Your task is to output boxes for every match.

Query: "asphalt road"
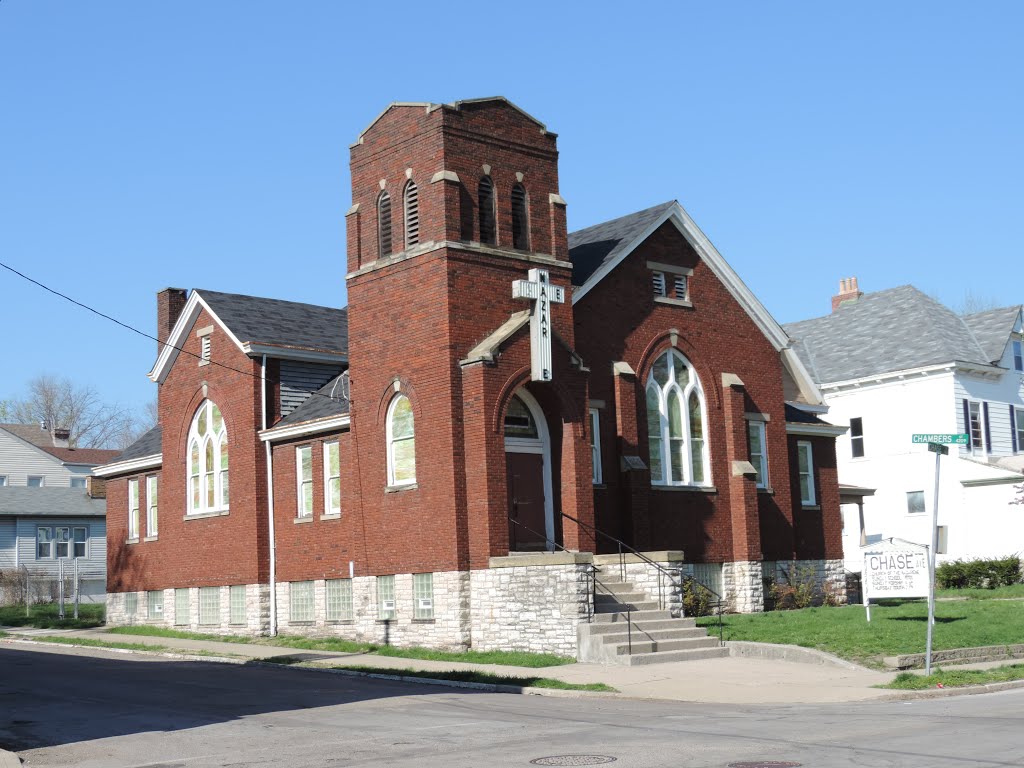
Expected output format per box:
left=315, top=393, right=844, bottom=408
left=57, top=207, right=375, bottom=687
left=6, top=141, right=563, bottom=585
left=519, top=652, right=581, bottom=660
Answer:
left=2, top=643, right=1023, bottom=768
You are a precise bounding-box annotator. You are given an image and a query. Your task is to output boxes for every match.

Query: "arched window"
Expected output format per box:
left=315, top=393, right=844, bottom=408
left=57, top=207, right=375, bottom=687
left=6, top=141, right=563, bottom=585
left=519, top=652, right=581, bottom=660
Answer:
left=404, top=181, right=419, bottom=249
left=478, top=176, right=496, bottom=245
left=187, top=400, right=229, bottom=514
left=386, top=394, right=416, bottom=486
left=645, top=350, right=708, bottom=486
left=511, top=183, right=529, bottom=250
left=377, top=191, right=392, bottom=258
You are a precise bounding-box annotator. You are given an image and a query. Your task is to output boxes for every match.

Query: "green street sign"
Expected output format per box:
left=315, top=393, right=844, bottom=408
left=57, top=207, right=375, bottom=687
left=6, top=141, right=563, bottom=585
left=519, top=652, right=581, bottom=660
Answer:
left=912, top=433, right=968, bottom=445
left=928, top=443, right=949, bottom=455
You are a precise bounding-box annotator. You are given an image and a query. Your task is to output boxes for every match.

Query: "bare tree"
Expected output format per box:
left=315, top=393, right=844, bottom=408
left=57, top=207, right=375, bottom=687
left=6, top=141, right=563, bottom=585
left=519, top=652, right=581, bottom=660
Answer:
left=11, top=375, right=141, bottom=449
left=957, top=290, right=1000, bottom=316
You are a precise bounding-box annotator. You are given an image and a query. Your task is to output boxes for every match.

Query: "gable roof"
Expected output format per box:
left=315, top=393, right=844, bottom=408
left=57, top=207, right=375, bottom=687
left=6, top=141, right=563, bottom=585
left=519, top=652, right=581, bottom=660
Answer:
left=149, top=289, right=348, bottom=383
left=783, top=286, right=999, bottom=385
left=274, top=373, right=350, bottom=428
left=962, top=306, right=1022, bottom=364
left=0, top=487, right=106, bottom=517
left=0, top=424, right=120, bottom=466
left=568, top=201, right=677, bottom=288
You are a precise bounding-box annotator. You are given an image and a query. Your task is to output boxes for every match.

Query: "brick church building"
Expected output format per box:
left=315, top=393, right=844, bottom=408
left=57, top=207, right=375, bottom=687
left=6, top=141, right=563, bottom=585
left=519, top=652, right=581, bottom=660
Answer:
left=96, top=98, right=846, bottom=658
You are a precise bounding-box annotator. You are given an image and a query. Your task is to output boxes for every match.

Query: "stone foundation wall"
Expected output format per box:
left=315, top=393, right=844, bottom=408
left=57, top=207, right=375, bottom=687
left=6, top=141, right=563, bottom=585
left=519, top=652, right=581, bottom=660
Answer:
left=469, top=554, right=592, bottom=657
left=723, top=561, right=764, bottom=613
left=106, top=583, right=269, bottom=635
left=764, top=558, right=848, bottom=606
left=273, top=571, right=471, bottom=650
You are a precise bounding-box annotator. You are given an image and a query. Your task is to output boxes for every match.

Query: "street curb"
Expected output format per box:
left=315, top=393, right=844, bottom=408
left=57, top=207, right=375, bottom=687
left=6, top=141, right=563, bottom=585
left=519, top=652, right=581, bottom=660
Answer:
left=0, top=748, right=21, bottom=767
left=727, top=641, right=870, bottom=671
left=0, top=638, right=615, bottom=699
left=880, top=678, right=1024, bottom=701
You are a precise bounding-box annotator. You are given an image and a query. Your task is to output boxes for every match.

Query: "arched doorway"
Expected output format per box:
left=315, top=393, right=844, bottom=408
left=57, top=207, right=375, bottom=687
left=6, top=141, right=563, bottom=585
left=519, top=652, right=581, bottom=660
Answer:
left=504, top=389, right=555, bottom=552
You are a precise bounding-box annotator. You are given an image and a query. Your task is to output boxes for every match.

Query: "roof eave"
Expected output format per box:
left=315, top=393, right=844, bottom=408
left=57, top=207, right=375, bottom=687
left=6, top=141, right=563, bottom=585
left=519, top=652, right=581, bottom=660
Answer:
left=259, top=415, right=351, bottom=442
left=92, top=453, right=163, bottom=477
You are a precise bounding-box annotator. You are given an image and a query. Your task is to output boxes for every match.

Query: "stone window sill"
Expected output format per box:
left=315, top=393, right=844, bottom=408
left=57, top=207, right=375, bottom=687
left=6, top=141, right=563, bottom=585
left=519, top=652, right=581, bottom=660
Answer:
left=183, top=509, right=229, bottom=521
left=326, top=619, right=355, bottom=625
left=294, top=516, right=314, bottom=524
left=385, top=483, right=418, bottom=493
left=125, top=537, right=140, bottom=545
left=288, top=621, right=314, bottom=626
left=143, top=536, right=159, bottom=542
left=654, top=296, right=693, bottom=309
left=651, top=485, right=717, bottom=494
left=802, top=504, right=821, bottom=511
left=412, top=618, right=436, bottom=624
left=376, top=617, right=397, bottom=623
left=320, top=513, right=341, bottom=521
left=757, top=487, right=775, bottom=495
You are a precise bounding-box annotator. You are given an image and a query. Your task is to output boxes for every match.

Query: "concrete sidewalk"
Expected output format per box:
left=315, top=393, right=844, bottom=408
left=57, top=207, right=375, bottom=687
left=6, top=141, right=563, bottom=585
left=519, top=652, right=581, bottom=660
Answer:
left=1, top=625, right=899, bottom=704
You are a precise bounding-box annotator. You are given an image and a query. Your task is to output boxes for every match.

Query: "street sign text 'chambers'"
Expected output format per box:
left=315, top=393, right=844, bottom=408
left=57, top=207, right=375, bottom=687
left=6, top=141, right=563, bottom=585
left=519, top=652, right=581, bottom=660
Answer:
left=863, top=549, right=929, bottom=599
left=911, top=433, right=968, bottom=445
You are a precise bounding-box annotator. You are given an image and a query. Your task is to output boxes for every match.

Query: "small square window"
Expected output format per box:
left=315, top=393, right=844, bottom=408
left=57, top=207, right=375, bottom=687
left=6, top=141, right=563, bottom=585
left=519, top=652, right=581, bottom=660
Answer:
left=27, top=476, right=44, bottom=488
left=413, top=573, right=434, bottom=620
left=289, top=581, right=315, bottom=623
left=377, top=575, right=396, bottom=620
left=907, top=490, right=926, bottom=515
left=70, top=477, right=87, bottom=488
left=147, top=590, right=164, bottom=620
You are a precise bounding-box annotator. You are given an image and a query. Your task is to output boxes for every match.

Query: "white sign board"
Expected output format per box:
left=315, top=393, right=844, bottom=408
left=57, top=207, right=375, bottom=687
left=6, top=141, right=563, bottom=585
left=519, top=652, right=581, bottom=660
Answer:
left=512, top=268, right=565, bottom=382
left=862, top=549, right=929, bottom=599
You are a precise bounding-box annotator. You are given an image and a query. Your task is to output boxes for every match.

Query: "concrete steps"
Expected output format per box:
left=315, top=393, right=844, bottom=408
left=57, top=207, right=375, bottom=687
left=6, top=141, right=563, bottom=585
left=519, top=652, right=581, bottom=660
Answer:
left=579, top=573, right=727, bottom=665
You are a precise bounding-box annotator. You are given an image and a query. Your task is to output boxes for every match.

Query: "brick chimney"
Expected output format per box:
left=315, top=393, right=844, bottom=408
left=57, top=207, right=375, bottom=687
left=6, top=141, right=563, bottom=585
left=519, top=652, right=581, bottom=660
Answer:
left=86, top=476, right=107, bottom=499
left=832, top=277, right=863, bottom=312
left=157, top=288, right=188, bottom=354
left=51, top=428, right=71, bottom=448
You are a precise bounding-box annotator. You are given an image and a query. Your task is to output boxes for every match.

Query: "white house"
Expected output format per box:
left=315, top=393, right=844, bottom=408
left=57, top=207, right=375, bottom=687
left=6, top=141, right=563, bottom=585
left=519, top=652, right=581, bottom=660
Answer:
left=784, top=279, right=1024, bottom=570
left=0, top=423, right=120, bottom=488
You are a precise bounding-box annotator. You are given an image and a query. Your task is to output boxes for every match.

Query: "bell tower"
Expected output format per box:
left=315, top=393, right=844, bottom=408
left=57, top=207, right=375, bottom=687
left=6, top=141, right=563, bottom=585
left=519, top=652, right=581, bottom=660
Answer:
left=345, top=98, right=593, bottom=575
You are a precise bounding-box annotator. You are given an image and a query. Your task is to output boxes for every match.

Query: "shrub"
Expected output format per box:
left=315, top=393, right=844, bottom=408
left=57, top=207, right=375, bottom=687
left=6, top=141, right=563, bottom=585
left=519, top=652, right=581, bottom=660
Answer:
left=936, top=556, right=1022, bottom=589
left=681, top=576, right=715, bottom=617
left=769, top=562, right=820, bottom=610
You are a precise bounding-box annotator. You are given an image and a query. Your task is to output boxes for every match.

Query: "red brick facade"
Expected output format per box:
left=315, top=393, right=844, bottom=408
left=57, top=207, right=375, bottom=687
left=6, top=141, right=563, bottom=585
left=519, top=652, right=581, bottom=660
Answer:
left=103, top=98, right=843, bottom=607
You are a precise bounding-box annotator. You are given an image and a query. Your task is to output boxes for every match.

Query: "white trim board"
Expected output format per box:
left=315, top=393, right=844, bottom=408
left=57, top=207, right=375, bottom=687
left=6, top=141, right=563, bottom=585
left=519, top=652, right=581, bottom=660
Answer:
left=92, top=454, right=163, bottom=478
left=259, top=415, right=351, bottom=443
left=148, top=291, right=247, bottom=384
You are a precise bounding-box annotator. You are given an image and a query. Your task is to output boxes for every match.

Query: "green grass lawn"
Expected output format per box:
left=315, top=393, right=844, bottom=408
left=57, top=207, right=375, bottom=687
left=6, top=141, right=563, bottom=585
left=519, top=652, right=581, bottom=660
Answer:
left=0, top=602, right=104, bottom=629
left=936, top=584, right=1024, bottom=600
left=10, top=634, right=244, bottom=658
left=696, top=599, right=1024, bottom=666
left=106, top=625, right=575, bottom=668
left=884, top=664, right=1024, bottom=690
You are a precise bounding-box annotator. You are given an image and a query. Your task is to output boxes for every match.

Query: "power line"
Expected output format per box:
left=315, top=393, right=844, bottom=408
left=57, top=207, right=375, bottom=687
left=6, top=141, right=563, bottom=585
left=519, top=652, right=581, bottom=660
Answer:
left=0, top=260, right=348, bottom=408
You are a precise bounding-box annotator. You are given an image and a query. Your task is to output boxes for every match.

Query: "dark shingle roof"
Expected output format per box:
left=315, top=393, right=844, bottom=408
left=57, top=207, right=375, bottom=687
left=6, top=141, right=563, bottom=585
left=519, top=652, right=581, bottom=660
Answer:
left=962, top=306, right=1021, bottom=364
left=0, top=424, right=120, bottom=465
left=568, top=201, right=676, bottom=288
left=111, top=426, right=162, bottom=463
left=275, top=373, right=350, bottom=427
left=783, top=286, right=993, bottom=385
left=196, top=289, right=348, bottom=356
left=0, top=487, right=106, bottom=517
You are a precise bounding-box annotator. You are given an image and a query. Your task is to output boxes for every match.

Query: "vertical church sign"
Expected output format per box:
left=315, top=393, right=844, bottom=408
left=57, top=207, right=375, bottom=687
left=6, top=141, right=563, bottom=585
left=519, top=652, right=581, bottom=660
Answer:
left=512, top=268, right=565, bottom=381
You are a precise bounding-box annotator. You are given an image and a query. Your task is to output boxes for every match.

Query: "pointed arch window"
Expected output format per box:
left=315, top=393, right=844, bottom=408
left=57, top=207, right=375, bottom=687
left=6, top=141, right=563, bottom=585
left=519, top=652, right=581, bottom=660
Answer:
left=404, top=180, right=419, bottom=249
left=645, top=350, right=709, bottom=486
left=187, top=400, right=229, bottom=514
left=511, top=183, right=529, bottom=250
left=478, top=176, right=496, bottom=245
left=386, top=394, right=416, bottom=487
left=377, top=191, right=392, bottom=258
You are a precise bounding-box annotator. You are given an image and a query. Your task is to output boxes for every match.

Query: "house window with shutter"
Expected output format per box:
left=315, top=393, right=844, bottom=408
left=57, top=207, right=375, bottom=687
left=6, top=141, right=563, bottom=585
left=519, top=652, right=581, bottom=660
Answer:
left=1014, top=407, right=1024, bottom=454
left=478, top=177, right=496, bottom=245
left=967, top=401, right=984, bottom=453
left=511, top=183, right=529, bottom=250
left=404, top=181, right=419, bottom=249
left=377, top=191, right=392, bottom=258
left=1014, top=339, right=1023, bottom=372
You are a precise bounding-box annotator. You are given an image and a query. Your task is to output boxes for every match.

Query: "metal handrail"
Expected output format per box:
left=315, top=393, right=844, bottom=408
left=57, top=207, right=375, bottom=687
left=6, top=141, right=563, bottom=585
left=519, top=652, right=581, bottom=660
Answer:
left=559, top=511, right=726, bottom=644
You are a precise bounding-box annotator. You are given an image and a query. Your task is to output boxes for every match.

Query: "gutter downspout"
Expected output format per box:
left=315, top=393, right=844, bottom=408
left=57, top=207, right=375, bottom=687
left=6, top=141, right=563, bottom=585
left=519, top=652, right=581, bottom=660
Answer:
left=263, top=354, right=277, bottom=636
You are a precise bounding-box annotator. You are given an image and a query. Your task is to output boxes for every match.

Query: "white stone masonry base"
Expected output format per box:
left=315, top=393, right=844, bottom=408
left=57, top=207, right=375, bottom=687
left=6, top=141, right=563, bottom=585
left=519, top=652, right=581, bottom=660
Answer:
left=105, top=583, right=269, bottom=636
left=723, top=561, right=765, bottom=613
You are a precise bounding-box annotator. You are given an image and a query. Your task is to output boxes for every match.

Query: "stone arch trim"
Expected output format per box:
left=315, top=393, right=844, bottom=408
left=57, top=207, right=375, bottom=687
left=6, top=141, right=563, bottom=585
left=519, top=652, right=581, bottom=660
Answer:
left=373, top=377, right=420, bottom=427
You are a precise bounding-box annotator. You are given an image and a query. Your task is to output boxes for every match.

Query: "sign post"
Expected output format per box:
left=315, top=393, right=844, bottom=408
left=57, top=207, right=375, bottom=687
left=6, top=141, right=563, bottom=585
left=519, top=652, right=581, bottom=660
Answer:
left=910, top=433, right=965, bottom=675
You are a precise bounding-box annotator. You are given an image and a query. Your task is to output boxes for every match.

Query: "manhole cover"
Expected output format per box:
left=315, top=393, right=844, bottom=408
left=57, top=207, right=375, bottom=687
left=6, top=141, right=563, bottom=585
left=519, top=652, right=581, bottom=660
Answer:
left=530, top=757, right=617, bottom=766
left=728, top=763, right=802, bottom=768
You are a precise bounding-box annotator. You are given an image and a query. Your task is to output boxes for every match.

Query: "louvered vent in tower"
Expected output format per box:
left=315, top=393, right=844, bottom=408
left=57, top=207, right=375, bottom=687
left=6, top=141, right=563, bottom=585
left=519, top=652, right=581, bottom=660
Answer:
left=511, top=183, right=528, bottom=250
left=673, top=274, right=688, bottom=300
left=478, top=177, right=496, bottom=245
left=404, top=181, right=419, bottom=248
left=377, top=191, right=392, bottom=258
left=652, top=271, right=667, bottom=297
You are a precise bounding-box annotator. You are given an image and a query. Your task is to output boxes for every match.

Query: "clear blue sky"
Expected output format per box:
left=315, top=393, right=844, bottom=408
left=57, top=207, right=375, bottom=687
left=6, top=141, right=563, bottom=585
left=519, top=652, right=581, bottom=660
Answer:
left=1, top=2, right=1021, bottom=416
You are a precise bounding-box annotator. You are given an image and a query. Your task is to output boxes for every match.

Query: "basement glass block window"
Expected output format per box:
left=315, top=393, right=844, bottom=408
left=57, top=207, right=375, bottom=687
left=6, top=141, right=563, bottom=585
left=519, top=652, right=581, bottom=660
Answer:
left=377, top=575, right=396, bottom=620
left=147, top=591, right=164, bottom=620
left=413, top=573, right=434, bottom=620
left=125, top=592, right=138, bottom=617
left=289, top=581, right=315, bottom=623
left=174, top=588, right=190, bottom=626
left=691, top=564, right=723, bottom=597
left=199, top=586, right=221, bottom=625
left=229, top=585, right=247, bottom=626
left=326, top=578, right=353, bottom=622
